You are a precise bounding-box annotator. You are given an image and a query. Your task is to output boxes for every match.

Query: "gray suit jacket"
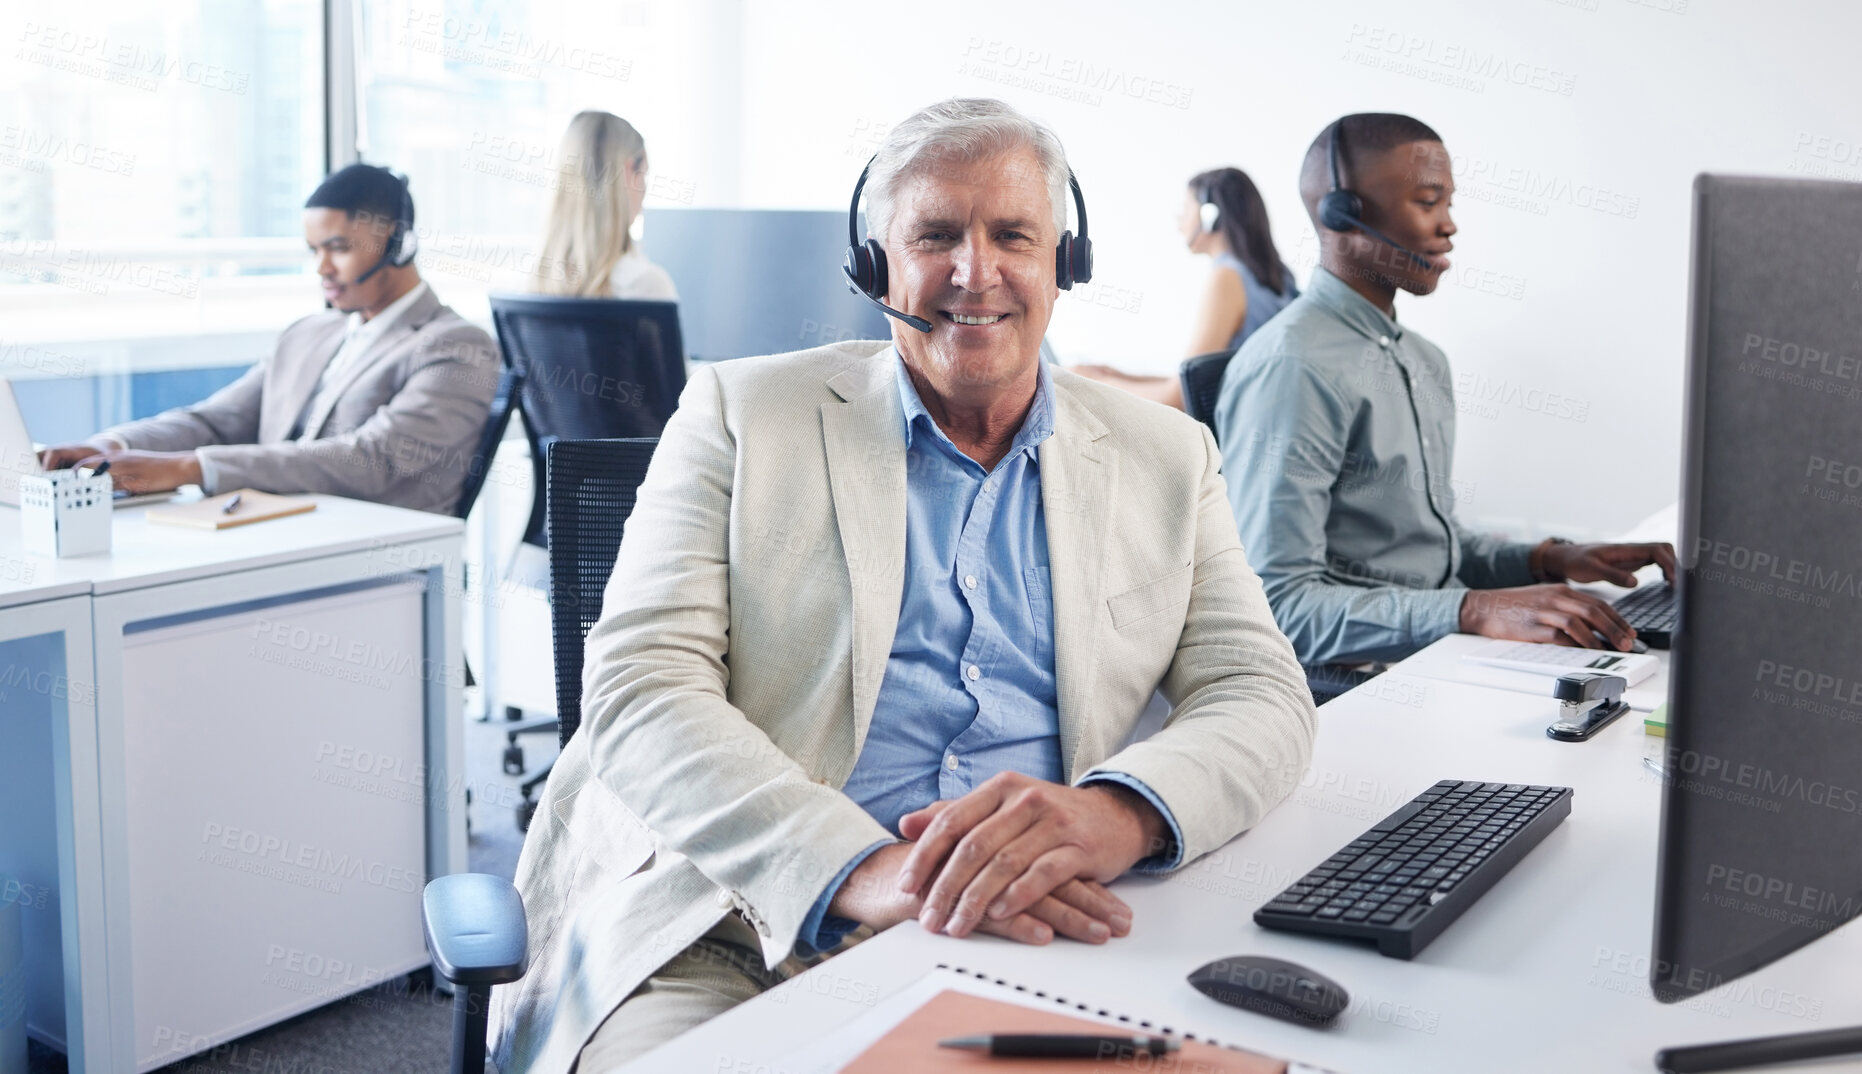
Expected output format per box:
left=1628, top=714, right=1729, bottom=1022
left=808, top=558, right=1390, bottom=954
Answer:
left=101, top=285, right=499, bottom=514
left=487, top=340, right=1316, bottom=1073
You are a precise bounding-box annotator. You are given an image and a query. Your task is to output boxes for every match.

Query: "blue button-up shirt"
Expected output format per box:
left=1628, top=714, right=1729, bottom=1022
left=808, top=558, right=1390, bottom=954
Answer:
left=799, top=350, right=1182, bottom=951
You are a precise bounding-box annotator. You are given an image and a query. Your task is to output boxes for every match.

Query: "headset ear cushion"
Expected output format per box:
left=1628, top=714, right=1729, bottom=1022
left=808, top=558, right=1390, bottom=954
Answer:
left=842, top=245, right=870, bottom=294
left=862, top=239, right=888, bottom=299
left=1071, top=235, right=1093, bottom=287
left=392, top=224, right=417, bottom=267
left=1055, top=232, right=1075, bottom=291
left=1318, top=189, right=1363, bottom=233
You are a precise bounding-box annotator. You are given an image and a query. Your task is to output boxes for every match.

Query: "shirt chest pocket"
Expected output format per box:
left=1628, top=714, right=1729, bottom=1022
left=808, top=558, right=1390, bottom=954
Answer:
left=1106, top=563, right=1193, bottom=632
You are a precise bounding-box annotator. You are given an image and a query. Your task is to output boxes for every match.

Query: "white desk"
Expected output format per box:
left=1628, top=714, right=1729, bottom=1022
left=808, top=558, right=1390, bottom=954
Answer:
left=637, top=663, right=1862, bottom=1073
left=0, top=495, right=468, bottom=1073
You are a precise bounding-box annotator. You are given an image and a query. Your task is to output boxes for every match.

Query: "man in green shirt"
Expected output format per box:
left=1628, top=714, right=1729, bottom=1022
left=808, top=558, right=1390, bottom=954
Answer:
left=1214, top=113, right=1673, bottom=694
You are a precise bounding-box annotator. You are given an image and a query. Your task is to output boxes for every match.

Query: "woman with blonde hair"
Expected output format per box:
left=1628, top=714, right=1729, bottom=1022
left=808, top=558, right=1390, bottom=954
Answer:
left=531, top=110, right=677, bottom=299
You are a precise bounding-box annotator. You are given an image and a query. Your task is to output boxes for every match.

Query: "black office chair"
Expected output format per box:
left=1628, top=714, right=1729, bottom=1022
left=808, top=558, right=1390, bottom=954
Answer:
left=1178, top=349, right=1236, bottom=445
left=454, top=367, right=523, bottom=521
left=512, top=437, right=660, bottom=830
left=486, top=295, right=682, bottom=769
left=421, top=438, right=659, bottom=1072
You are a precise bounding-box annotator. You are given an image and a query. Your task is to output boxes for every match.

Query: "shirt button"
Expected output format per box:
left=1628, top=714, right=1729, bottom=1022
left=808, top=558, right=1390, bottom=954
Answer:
left=963, top=574, right=978, bottom=590
left=966, top=664, right=981, bottom=681
left=946, top=753, right=959, bottom=771
left=715, top=888, right=735, bottom=908
left=1378, top=335, right=1391, bottom=348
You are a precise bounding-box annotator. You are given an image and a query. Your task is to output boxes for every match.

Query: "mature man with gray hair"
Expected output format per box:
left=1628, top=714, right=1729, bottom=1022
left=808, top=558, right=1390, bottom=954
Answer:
left=488, top=97, right=1316, bottom=1072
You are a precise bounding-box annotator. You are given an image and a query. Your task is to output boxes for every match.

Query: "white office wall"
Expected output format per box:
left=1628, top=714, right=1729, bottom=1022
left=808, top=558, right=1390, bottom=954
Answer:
left=690, top=0, right=1862, bottom=540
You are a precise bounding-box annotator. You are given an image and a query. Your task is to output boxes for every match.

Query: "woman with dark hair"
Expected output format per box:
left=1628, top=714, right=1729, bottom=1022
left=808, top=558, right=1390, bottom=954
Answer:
left=1071, top=166, right=1297, bottom=409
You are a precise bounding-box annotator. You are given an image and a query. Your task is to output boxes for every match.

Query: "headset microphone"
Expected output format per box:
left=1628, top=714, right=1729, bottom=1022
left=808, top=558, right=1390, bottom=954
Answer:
left=842, top=155, right=1094, bottom=336
left=1317, top=120, right=1435, bottom=271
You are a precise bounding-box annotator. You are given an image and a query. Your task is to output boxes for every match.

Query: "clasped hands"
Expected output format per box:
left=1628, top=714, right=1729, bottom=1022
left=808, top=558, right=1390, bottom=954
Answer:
left=828, top=771, right=1169, bottom=947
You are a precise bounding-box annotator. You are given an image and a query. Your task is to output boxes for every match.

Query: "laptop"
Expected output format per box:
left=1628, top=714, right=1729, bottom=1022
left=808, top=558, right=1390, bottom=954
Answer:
left=0, top=380, right=176, bottom=508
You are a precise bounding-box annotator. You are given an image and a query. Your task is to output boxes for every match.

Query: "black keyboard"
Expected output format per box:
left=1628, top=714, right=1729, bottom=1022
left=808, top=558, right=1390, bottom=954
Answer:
left=1254, top=780, right=1572, bottom=959
left=1613, top=583, right=1676, bottom=648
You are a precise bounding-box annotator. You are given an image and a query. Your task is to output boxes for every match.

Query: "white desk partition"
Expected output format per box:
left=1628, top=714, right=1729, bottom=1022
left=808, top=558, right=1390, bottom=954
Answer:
left=636, top=668, right=1862, bottom=1073
left=0, top=593, right=106, bottom=1071
left=105, top=576, right=432, bottom=1070
left=0, top=495, right=466, bottom=1074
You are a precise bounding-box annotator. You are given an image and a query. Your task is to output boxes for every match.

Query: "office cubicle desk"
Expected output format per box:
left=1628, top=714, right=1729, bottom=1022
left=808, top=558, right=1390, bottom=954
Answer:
left=0, top=495, right=467, bottom=1074
left=633, top=649, right=1862, bottom=1073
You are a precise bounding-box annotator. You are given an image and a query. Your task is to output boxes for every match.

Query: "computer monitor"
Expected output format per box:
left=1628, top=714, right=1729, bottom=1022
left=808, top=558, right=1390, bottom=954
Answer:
left=1651, top=175, right=1862, bottom=1051
left=639, top=207, right=890, bottom=361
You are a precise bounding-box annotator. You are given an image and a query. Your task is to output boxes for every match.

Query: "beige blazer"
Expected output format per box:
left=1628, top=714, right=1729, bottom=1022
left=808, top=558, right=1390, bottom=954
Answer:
left=488, top=340, right=1316, bottom=1073
left=100, top=285, right=499, bottom=514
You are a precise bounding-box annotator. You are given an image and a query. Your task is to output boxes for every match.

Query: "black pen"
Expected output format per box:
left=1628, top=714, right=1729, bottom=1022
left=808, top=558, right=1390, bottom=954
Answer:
left=938, top=1033, right=1180, bottom=1059
left=90, top=460, right=111, bottom=477
left=221, top=493, right=242, bottom=515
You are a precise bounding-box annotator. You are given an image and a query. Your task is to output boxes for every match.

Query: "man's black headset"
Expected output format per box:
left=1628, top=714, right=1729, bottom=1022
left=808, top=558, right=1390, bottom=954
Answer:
left=352, top=170, right=420, bottom=285
left=1315, top=119, right=1432, bottom=269
left=842, top=154, right=1093, bottom=334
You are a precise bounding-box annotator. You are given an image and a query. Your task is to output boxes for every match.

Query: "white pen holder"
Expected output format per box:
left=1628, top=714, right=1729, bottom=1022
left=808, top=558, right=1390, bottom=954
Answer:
left=20, top=469, right=113, bottom=557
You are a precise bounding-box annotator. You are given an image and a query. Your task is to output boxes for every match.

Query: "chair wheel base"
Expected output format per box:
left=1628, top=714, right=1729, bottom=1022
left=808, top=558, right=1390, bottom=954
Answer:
left=502, top=744, right=525, bottom=775
left=517, top=798, right=538, bottom=831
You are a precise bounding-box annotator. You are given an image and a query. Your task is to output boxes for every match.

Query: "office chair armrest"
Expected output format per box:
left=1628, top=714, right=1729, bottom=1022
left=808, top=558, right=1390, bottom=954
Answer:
left=423, top=873, right=528, bottom=987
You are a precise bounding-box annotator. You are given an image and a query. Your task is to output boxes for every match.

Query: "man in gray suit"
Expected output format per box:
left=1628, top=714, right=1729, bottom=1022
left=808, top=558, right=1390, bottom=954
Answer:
left=39, top=164, right=498, bottom=516
left=489, top=99, right=1316, bottom=1072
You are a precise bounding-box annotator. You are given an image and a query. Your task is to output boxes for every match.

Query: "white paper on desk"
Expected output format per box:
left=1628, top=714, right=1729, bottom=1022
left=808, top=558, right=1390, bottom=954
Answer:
left=769, top=967, right=1121, bottom=1073
left=1400, top=638, right=1669, bottom=712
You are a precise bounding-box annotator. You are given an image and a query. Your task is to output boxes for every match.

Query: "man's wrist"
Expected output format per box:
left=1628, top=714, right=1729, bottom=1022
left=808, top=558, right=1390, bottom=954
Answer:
left=1088, top=782, right=1169, bottom=867
left=1530, top=537, right=1572, bottom=583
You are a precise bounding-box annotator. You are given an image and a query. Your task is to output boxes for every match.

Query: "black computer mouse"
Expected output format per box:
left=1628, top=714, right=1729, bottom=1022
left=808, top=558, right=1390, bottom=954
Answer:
left=1187, top=955, right=1349, bottom=1027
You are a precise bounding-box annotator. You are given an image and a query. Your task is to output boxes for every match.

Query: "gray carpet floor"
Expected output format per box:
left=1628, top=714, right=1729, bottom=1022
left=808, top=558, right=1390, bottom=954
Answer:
left=28, top=693, right=561, bottom=1074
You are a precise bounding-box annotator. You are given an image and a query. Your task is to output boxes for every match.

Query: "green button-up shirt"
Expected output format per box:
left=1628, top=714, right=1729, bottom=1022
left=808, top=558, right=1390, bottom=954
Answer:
left=1214, top=266, right=1534, bottom=669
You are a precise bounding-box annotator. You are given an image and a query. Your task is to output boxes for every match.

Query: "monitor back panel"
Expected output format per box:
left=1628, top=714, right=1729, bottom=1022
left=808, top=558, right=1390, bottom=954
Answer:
left=1655, top=174, right=1862, bottom=999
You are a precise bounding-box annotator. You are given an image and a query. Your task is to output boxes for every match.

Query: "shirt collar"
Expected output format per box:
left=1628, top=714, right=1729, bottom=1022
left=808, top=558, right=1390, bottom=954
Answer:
left=892, top=346, right=1055, bottom=464
left=344, top=279, right=430, bottom=339
left=1305, top=265, right=1403, bottom=346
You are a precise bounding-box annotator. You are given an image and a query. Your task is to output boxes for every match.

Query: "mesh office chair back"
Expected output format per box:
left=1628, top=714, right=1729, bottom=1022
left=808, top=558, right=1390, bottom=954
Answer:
left=489, top=294, right=684, bottom=546
left=1178, top=349, right=1236, bottom=444
left=546, top=437, right=659, bottom=748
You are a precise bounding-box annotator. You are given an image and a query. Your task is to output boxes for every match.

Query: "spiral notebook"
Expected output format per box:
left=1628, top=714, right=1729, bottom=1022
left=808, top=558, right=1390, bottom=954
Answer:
left=766, top=965, right=1292, bottom=1074
left=840, top=987, right=1284, bottom=1073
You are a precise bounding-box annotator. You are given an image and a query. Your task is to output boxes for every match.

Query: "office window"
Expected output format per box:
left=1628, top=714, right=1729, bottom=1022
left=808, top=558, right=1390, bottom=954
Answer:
left=0, top=0, right=324, bottom=440
left=1, top=0, right=323, bottom=261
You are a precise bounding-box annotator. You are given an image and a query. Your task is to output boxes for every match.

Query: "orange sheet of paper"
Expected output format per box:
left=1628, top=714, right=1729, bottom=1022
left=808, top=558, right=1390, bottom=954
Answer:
left=840, top=989, right=1287, bottom=1074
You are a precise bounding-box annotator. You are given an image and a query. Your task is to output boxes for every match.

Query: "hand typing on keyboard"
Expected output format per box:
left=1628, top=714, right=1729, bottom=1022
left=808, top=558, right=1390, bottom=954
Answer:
left=1458, top=584, right=1637, bottom=649
left=1538, top=541, right=1676, bottom=587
